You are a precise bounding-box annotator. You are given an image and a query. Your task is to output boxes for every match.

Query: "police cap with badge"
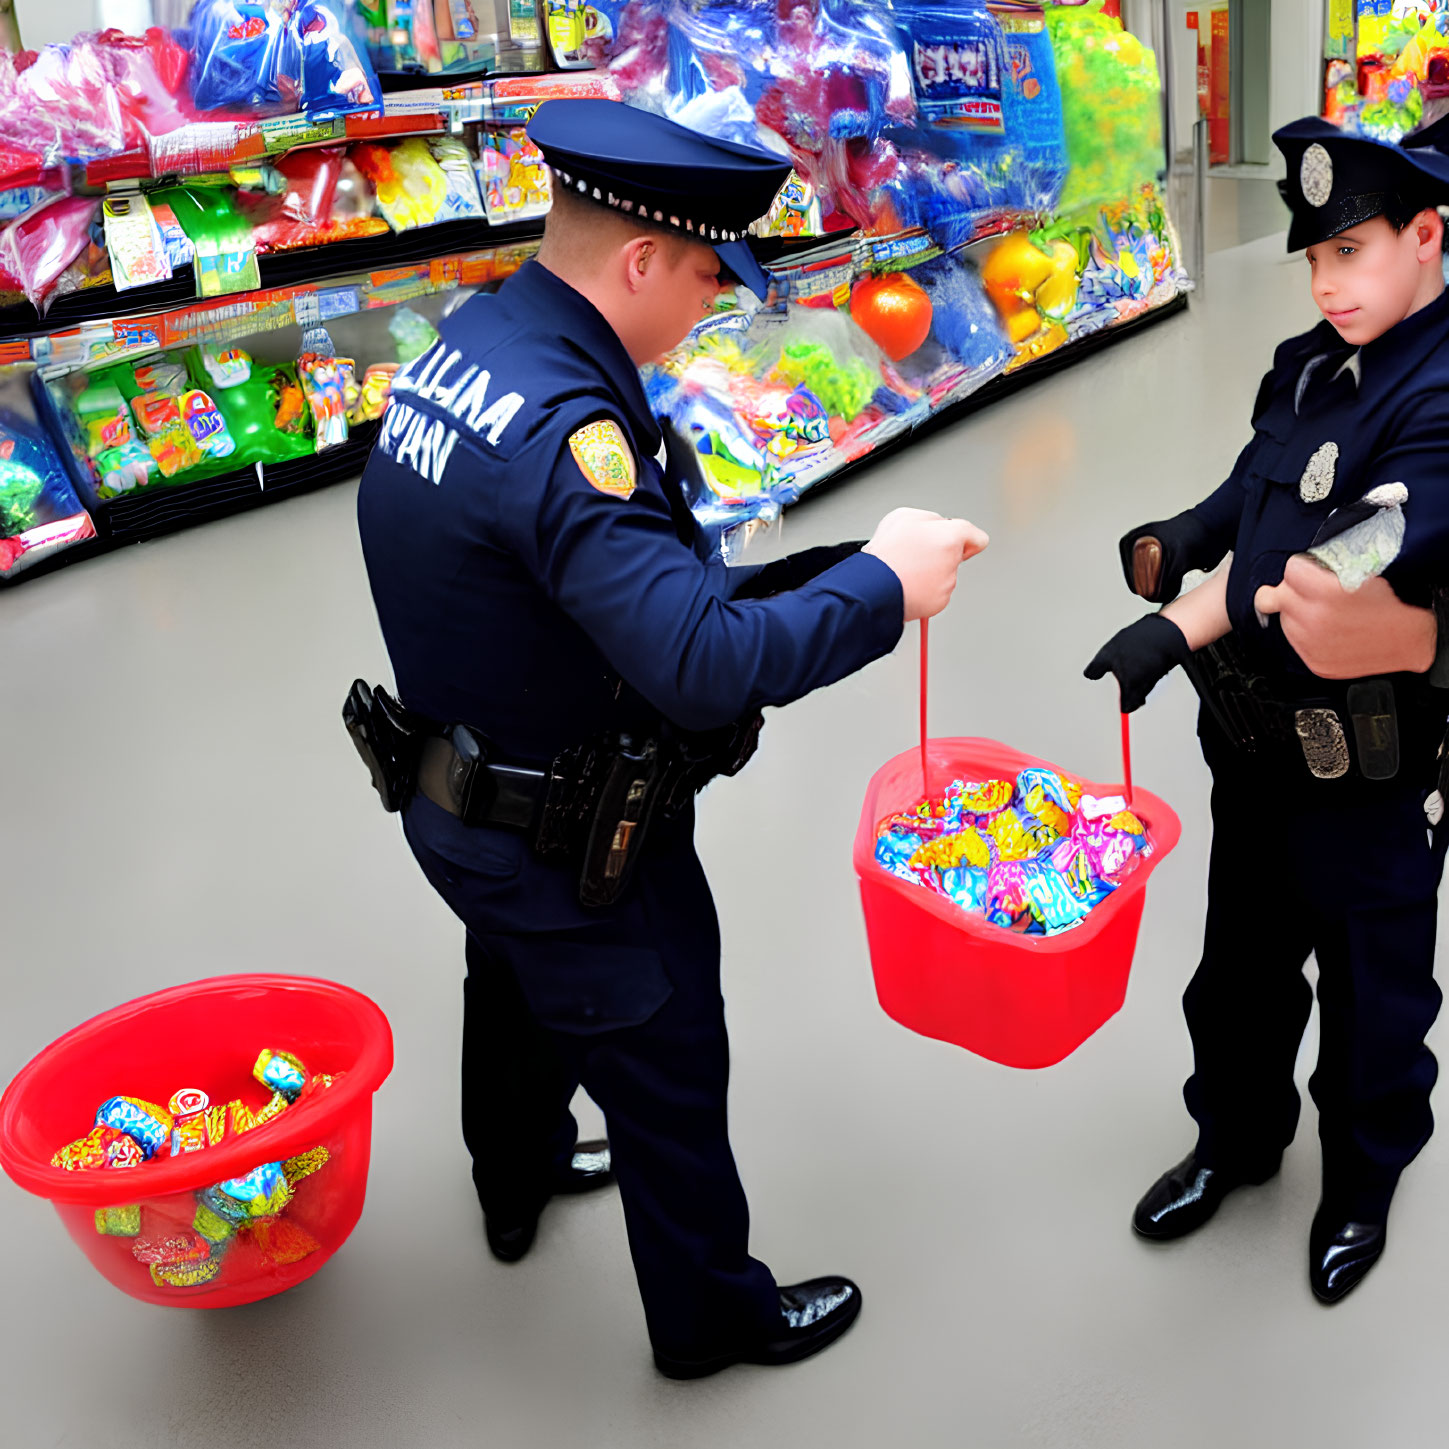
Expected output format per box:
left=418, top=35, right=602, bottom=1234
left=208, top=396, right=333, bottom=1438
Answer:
left=1274, top=114, right=1449, bottom=251
left=526, top=97, right=794, bottom=300
left=346, top=101, right=795, bottom=907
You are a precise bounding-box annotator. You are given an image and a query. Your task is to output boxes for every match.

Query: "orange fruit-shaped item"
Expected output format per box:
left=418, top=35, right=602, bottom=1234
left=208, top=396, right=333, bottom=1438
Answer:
left=850, top=272, right=933, bottom=361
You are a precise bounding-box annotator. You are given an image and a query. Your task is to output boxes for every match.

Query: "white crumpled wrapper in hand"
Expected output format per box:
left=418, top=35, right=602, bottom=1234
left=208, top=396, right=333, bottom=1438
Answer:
left=1308, top=482, right=1408, bottom=591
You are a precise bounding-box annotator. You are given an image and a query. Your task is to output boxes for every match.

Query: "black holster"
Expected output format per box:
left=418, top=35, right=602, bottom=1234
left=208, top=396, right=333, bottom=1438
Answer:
left=343, top=680, right=425, bottom=811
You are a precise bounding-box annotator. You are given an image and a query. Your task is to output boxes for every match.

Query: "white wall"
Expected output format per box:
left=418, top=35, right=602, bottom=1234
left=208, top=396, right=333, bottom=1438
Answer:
left=14, top=0, right=98, bottom=47
left=1150, top=0, right=1318, bottom=166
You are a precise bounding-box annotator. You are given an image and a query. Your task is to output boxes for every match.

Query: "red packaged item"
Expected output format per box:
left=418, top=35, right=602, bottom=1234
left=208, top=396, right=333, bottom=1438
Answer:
left=239, top=148, right=387, bottom=254
left=0, top=196, right=101, bottom=312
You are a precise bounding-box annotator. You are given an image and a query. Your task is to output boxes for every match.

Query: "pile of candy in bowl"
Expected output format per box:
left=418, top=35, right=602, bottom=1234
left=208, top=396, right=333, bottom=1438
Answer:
left=874, top=767, right=1153, bottom=936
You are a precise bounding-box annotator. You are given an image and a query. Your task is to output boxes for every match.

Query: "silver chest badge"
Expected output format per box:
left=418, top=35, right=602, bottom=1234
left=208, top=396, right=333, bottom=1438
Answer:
left=1300, top=441, right=1338, bottom=503
left=1301, top=144, right=1333, bottom=207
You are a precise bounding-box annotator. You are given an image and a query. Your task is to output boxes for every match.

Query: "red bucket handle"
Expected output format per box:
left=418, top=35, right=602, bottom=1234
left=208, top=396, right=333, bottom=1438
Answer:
left=916, top=619, right=1135, bottom=805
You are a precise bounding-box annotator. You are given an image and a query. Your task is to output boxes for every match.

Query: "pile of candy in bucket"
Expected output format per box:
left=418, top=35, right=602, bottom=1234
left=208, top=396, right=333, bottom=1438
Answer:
left=50, top=1047, right=337, bottom=1288
left=875, top=768, right=1153, bottom=936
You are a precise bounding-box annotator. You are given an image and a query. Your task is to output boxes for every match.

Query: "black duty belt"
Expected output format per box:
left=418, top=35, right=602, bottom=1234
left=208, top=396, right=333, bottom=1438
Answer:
left=417, top=733, right=545, bottom=830
left=343, top=680, right=762, bottom=907
left=1184, top=634, right=1449, bottom=784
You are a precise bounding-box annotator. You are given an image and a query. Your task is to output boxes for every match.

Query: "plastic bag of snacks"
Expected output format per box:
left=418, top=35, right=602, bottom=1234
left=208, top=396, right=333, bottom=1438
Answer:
left=187, top=0, right=379, bottom=117
left=0, top=371, right=95, bottom=580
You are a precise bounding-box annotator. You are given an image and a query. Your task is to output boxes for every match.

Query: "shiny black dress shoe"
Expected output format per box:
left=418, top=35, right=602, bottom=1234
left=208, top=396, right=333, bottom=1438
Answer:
left=653, top=1276, right=863, bottom=1381
left=1132, top=1150, right=1281, bottom=1241
left=485, top=1140, right=615, bottom=1263
left=1310, top=1210, right=1386, bottom=1304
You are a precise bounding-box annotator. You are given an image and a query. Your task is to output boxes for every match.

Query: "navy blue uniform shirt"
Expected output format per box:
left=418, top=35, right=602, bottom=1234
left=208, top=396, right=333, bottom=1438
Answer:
left=1185, top=287, right=1449, bottom=674
left=357, top=260, right=905, bottom=761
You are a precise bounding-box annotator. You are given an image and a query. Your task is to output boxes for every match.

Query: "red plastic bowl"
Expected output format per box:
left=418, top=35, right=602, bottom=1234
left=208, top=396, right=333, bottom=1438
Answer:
left=0, top=975, right=393, bottom=1308
left=854, top=738, right=1180, bottom=1069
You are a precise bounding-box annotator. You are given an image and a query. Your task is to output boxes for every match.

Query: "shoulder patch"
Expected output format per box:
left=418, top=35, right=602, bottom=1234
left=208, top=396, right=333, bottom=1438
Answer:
left=569, top=419, right=637, bottom=500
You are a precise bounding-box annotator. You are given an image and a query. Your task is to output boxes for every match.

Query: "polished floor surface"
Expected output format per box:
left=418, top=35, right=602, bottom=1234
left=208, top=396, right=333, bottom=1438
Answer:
left=4, top=232, right=1445, bottom=1448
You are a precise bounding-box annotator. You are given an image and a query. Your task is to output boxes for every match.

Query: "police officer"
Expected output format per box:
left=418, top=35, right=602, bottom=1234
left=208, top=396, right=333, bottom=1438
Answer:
left=354, top=98, right=988, bottom=1377
left=1086, top=117, right=1449, bottom=1303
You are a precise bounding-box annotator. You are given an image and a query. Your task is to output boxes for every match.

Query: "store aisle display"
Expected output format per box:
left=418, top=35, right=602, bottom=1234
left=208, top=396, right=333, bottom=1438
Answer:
left=0, top=0, right=1187, bottom=584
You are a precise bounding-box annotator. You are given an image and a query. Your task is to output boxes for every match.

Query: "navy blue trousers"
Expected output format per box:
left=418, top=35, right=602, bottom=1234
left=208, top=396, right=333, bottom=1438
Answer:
left=403, top=794, right=779, bottom=1359
left=1184, top=715, right=1449, bottom=1217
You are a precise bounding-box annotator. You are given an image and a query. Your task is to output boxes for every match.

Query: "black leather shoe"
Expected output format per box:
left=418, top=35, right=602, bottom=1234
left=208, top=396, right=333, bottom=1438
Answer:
left=1310, top=1210, right=1386, bottom=1304
left=653, top=1277, right=863, bottom=1381
left=484, top=1140, right=616, bottom=1263
left=1132, top=1151, right=1281, bottom=1241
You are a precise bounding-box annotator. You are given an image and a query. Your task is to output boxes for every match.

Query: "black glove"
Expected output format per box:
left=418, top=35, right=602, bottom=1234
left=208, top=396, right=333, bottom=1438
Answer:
left=1117, top=510, right=1215, bottom=604
left=1084, top=614, right=1192, bottom=713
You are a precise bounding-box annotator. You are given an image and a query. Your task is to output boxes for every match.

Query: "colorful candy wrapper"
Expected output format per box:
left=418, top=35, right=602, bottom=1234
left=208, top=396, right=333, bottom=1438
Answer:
left=255, top=1048, right=309, bottom=1101
left=132, top=359, right=187, bottom=394
left=147, top=423, right=203, bottom=477
left=1019, top=860, right=1092, bottom=933
left=131, top=1228, right=212, bottom=1265
left=875, top=827, right=926, bottom=881
left=180, top=389, right=236, bottom=460
left=202, top=347, right=252, bottom=389
left=252, top=1217, right=322, bottom=1266
left=94, top=1097, right=173, bottom=1159
left=1015, top=767, right=1073, bottom=815
left=85, top=406, right=132, bottom=458
left=281, top=1145, right=330, bottom=1185
left=987, top=809, right=1036, bottom=863
left=909, top=826, right=992, bottom=872
left=192, top=1201, right=236, bottom=1246
left=941, top=865, right=988, bottom=912
left=95, top=1204, right=141, bottom=1236
left=52, top=1125, right=145, bottom=1170
left=957, top=779, right=1013, bottom=818
left=134, top=392, right=180, bottom=438
left=214, top=1161, right=293, bottom=1220
left=150, top=1257, right=222, bottom=1288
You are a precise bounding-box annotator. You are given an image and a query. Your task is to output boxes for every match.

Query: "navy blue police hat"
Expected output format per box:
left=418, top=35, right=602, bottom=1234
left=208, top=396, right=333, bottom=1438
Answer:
left=526, top=97, right=794, bottom=301
left=1274, top=115, right=1449, bottom=251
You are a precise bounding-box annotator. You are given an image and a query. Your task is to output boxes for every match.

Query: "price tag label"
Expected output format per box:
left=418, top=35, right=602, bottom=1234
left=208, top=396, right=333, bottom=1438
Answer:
left=293, top=292, right=322, bottom=328
left=317, top=288, right=359, bottom=321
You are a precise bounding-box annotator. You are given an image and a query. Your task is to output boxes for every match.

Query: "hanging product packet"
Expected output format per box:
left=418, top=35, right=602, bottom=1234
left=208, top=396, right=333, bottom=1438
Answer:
left=102, top=193, right=172, bottom=292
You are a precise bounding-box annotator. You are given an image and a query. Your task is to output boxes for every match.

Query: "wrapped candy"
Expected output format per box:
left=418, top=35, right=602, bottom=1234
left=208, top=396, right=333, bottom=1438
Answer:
left=95, top=1204, right=142, bottom=1236
left=254, top=1048, right=309, bottom=1101
left=877, top=766, right=1151, bottom=935
left=52, top=1125, right=146, bottom=1171
left=94, top=1097, right=173, bottom=1159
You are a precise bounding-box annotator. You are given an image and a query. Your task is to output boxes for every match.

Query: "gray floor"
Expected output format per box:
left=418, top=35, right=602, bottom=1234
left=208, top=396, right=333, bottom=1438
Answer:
left=4, top=232, right=1446, bottom=1448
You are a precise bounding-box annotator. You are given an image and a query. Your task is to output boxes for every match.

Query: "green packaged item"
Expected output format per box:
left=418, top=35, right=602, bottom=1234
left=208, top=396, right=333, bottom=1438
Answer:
left=149, top=187, right=261, bottom=298
left=1045, top=1, right=1165, bottom=214
left=389, top=306, right=440, bottom=363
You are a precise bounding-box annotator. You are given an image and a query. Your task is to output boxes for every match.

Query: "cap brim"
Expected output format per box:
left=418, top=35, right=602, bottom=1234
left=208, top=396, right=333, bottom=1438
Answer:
left=715, top=239, right=771, bottom=301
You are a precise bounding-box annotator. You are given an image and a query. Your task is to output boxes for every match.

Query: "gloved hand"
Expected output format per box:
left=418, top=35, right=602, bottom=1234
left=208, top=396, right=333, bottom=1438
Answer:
left=1084, top=614, right=1192, bottom=713
left=1118, top=510, right=1216, bottom=603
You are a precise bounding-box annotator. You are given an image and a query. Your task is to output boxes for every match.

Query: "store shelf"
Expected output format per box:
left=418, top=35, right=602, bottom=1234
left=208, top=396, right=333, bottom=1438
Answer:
left=0, top=236, right=538, bottom=377
left=4, top=292, right=1191, bottom=590
left=94, top=420, right=380, bottom=544
left=84, top=110, right=451, bottom=187
left=791, top=290, right=1191, bottom=514
left=0, top=218, right=545, bottom=347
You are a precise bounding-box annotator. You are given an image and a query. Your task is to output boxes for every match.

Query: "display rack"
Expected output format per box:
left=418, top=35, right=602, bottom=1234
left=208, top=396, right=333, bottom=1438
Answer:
left=0, top=2, right=1191, bottom=588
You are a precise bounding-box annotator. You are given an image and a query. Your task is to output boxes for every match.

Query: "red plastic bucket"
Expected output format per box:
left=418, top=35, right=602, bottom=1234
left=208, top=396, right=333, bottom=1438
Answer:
left=854, top=736, right=1180, bottom=1069
left=0, top=974, right=394, bottom=1308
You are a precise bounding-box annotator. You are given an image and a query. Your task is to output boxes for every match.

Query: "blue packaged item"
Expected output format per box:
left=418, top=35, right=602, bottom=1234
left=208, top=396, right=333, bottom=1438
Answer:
left=187, top=0, right=380, bottom=116
left=94, top=1097, right=172, bottom=1159
left=0, top=385, right=96, bottom=580
left=941, top=865, right=988, bottom=911
left=876, top=828, right=926, bottom=882
left=992, top=12, right=1068, bottom=215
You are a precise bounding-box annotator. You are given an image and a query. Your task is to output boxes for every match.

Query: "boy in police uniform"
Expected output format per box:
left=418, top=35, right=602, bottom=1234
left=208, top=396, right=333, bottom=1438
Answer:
left=354, top=99, right=987, bottom=1376
left=1086, top=117, right=1449, bottom=1302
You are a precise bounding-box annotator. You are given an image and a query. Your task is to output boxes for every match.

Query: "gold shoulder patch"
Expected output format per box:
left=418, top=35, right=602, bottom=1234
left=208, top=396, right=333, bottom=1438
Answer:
left=569, top=419, right=637, bottom=500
